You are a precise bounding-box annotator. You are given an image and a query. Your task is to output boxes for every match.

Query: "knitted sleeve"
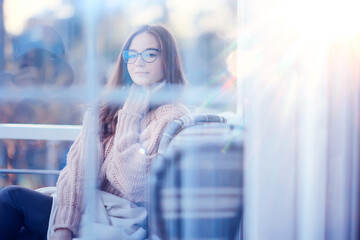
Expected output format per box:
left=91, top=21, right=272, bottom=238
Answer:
left=53, top=111, right=104, bottom=235
left=105, top=104, right=189, bottom=202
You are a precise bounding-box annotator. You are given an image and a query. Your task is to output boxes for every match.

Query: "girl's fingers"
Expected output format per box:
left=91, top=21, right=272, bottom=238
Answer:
left=123, top=84, right=150, bottom=114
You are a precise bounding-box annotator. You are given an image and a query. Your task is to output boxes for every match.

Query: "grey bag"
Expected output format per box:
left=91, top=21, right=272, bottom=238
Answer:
left=149, top=115, right=243, bottom=240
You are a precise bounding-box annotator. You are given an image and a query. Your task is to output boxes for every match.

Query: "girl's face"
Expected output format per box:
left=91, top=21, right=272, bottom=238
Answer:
left=127, top=32, right=164, bottom=87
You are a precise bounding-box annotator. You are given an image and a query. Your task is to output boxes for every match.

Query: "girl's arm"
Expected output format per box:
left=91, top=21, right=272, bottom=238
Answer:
left=50, top=228, right=72, bottom=240
left=104, top=84, right=151, bottom=201
left=105, top=85, right=188, bottom=202
left=53, top=111, right=103, bottom=236
left=105, top=110, right=175, bottom=202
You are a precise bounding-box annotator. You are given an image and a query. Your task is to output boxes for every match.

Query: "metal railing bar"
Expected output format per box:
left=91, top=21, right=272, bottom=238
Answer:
left=0, top=88, right=90, bottom=102
left=0, top=87, right=236, bottom=106
left=0, top=124, right=81, bottom=141
left=0, top=169, right=60, bottom=175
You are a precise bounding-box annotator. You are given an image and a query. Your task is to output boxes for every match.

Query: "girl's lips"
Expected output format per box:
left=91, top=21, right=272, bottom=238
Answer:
left=135, top=72, right=149, bottom=74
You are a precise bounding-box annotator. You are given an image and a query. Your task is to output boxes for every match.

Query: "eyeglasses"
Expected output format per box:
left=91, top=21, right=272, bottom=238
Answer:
left=122, top=48, right=161, bottom=64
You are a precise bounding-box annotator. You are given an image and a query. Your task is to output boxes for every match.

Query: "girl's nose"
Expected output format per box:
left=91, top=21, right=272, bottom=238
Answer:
left=135, top=56, right=146, bottom=66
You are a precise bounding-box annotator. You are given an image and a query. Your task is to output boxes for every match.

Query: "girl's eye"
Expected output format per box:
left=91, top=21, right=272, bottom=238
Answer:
left=144, top=50, right=158, bottom=56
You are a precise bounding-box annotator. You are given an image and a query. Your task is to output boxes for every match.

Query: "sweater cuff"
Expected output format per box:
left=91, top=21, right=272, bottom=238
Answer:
left=117, top=110, right=142, bottom=133
left=53, top=204, right=82, bottom=236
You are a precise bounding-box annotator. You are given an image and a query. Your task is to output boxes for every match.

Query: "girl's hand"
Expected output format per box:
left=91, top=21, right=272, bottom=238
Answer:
left=50, top=228, right=72, bottom=240
left=148, top=81, right=166, bottom=105
left=123, top=84, right=150, bottom=115
left=148, top=81, right=166, bottom=96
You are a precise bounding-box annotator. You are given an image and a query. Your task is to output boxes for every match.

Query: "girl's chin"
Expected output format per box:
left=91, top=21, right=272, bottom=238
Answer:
left=132, top=77, right=156, bottom=87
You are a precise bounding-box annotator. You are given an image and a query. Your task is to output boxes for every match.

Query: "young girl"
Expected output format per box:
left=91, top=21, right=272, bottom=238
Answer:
left=0, top=24, right=189, bottom=240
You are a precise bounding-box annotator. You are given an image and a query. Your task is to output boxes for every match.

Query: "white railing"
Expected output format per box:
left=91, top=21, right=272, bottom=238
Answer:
left=0, top=124, right=81, bottom=141
left=0, top=124, right=81, bottom=175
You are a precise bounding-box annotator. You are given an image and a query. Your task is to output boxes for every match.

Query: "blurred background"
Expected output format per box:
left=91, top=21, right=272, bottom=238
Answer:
left=0, top=0, right=359, bottom=239
left=0, top=0, right=239, bottom=189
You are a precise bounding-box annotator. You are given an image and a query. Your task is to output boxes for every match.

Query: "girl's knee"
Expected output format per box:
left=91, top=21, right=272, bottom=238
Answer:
left=0, top=185, right=24, bottom=203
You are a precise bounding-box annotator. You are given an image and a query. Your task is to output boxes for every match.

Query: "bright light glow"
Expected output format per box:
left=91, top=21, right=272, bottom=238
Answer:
left=227, top=48, right=262, bottom=78
left=4, top=0, right=62, bottom=35
left=56, top=4, right=75, bottom=20
left=139, top=147, right=146, bottom=155
left=279, top=0, right=360, bottom=40
left=129, top=5, right=163, bottom=26
left=166, top=0, right=235, bottom=38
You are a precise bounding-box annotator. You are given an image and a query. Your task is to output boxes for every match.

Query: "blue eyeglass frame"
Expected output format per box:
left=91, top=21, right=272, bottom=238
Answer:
left=122, top=48, right=162, bottom=64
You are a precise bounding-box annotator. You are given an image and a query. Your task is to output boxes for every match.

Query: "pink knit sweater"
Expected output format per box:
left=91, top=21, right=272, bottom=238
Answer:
left=53, top=102, right=189, bottom=234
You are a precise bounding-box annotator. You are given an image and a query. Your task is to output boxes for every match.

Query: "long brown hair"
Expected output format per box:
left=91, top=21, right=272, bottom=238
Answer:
left=99, top=24, right=186, bottom=145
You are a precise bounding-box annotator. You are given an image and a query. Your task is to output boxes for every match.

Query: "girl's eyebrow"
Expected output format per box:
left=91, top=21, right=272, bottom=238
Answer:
left=146, top=48, right=160, bottom=51
left=128, top=47, right=160, bottom=52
